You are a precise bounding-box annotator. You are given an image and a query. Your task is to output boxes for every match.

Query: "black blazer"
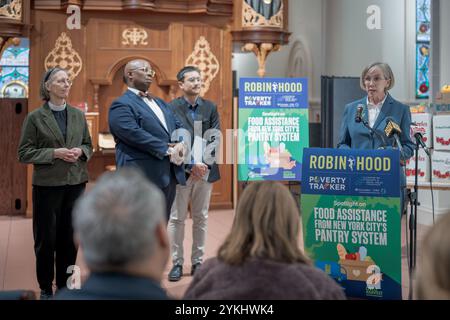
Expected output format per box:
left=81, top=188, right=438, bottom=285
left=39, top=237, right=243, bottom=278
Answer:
left=168, top=96, right=220, bottom=183
left=55, top=272, right=169, bottom=300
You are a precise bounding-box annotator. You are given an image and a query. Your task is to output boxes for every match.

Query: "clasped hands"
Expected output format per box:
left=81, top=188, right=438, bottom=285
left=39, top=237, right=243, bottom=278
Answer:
left=191, top=162, right=208, bottom=180
left=54, top=148, right=83, bottom=163
left=168, top=142, right=186, bottom=166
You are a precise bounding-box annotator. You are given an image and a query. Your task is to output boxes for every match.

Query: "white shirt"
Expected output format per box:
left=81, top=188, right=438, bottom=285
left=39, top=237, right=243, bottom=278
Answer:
left=128, top=87, right=168, bottom=132
left=366, top=94, right=387, bottom=128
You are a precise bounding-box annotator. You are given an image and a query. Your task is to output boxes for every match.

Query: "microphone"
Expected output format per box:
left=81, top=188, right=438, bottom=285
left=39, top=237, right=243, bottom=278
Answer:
left=384, top=117, right=402, bottom=136
left=414, top=132, right=430, bottom=156
left=384, top=117, right=403, bottom=155
left=355, top=105, right=363, bottom=123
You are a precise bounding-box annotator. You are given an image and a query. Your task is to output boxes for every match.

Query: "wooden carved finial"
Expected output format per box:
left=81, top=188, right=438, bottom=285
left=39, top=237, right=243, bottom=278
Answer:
left=242, top=42, right=281, bottom=77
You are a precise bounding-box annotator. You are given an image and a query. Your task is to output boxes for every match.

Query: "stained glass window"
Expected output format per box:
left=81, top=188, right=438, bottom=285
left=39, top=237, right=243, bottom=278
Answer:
left=416, top=0, right=430, bottom=99
left=0, top=38, right=29, bottom=98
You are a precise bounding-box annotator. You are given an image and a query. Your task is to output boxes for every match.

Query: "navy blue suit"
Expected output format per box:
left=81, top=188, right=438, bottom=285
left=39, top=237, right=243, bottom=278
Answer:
left=337, top=93, right=414, bottom=213
left=109, top=90, right=186, bottom=218
left=55, top=272, right=169, bottom=300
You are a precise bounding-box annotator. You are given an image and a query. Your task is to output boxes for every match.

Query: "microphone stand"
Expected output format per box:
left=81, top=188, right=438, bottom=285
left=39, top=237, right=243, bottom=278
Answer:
left=383, top=121, right=412, bottom=298
left=392, top=133, right=404, bottom=157
left=407, top=140, right=419, bottom=300
left=407, top=134, right=430, bottom=300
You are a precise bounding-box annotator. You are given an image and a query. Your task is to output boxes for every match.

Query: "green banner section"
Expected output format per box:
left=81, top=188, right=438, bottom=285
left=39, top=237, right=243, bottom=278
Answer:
left=238, top=108, right=309, bottom=181
left=302, top=194, right=401, bottom=298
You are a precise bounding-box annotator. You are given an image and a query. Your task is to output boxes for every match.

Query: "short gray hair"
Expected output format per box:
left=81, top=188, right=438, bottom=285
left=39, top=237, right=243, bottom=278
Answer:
left=360, top=62, right=395, bottom=91
left=73, top=168, right=166, bottom=270
left=40, top=67, right=68, bottom=101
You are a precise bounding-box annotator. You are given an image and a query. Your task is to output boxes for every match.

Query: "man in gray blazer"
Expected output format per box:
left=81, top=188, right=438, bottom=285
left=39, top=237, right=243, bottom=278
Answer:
left=167, top=66, right=221, bottom=281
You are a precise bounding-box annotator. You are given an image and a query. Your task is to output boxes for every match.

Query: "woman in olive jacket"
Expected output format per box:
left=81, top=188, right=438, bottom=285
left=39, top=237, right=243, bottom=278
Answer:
left=18, top=68, right=93, bottom=299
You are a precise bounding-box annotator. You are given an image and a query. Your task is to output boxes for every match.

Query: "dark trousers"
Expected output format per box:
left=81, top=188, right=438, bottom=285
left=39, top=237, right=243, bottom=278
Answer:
left=161, top=164, right=178, bottom=221
left=32, top=183, right=85, bottom=293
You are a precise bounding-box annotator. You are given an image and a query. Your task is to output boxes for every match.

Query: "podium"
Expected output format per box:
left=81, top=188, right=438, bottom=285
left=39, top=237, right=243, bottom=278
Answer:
left=301, top=148, right=402, bottom=300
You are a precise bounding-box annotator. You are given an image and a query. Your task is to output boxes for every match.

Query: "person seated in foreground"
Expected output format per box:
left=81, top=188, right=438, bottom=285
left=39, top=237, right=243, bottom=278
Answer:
left=415, top=212, right=450, bottom=300
left=183, top=181, right=346, bottom=300
left=56, top=168, right=170, bottom=299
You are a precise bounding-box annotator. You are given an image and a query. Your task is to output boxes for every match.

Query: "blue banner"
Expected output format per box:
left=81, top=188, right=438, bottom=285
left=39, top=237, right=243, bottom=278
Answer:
left=239, top=78, right=308, bottom=109
left=301, top=148, right=400, bottom=197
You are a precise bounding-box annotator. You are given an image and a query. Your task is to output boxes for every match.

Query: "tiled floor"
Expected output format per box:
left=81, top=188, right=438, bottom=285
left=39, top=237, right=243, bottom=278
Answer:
left=0, top=210, right=431, bottom=300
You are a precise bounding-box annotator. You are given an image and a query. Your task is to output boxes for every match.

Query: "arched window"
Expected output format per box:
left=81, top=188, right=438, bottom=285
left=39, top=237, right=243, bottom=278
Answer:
left=0, top=38, right=29, bottom=98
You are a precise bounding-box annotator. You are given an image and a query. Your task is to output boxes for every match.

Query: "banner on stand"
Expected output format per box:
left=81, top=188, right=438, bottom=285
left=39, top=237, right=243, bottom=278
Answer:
left=301, top=148, right=402, bottom=300
left=238, top=78, right=309, bottom=181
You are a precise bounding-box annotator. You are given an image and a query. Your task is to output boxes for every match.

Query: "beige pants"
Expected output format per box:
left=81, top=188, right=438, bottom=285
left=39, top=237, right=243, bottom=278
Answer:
left=167, top=176, right=213, bottom=265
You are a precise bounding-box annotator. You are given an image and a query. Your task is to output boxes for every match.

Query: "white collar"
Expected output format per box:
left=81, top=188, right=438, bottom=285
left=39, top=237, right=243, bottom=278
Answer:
left=48, top=101, right=66, bottom=111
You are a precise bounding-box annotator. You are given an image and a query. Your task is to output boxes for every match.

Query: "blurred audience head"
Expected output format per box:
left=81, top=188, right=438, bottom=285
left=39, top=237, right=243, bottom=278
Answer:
left=73, top=168, right=169, bottom=279
left=218, top=181, right=309, bottom=265
left=416, top=213, right=450, bottom=300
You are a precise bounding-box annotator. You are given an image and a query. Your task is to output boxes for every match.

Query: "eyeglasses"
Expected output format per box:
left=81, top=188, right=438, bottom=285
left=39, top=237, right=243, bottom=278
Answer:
left=55, top=78, right=72, bottom=86
left=364, top=76, right=388, bottom=84
left=129, top=67, right=156, bottom=78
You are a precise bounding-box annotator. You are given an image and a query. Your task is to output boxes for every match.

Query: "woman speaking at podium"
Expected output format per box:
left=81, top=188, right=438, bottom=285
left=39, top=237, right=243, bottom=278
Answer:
left=337, top=62, right=415, bottom=214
